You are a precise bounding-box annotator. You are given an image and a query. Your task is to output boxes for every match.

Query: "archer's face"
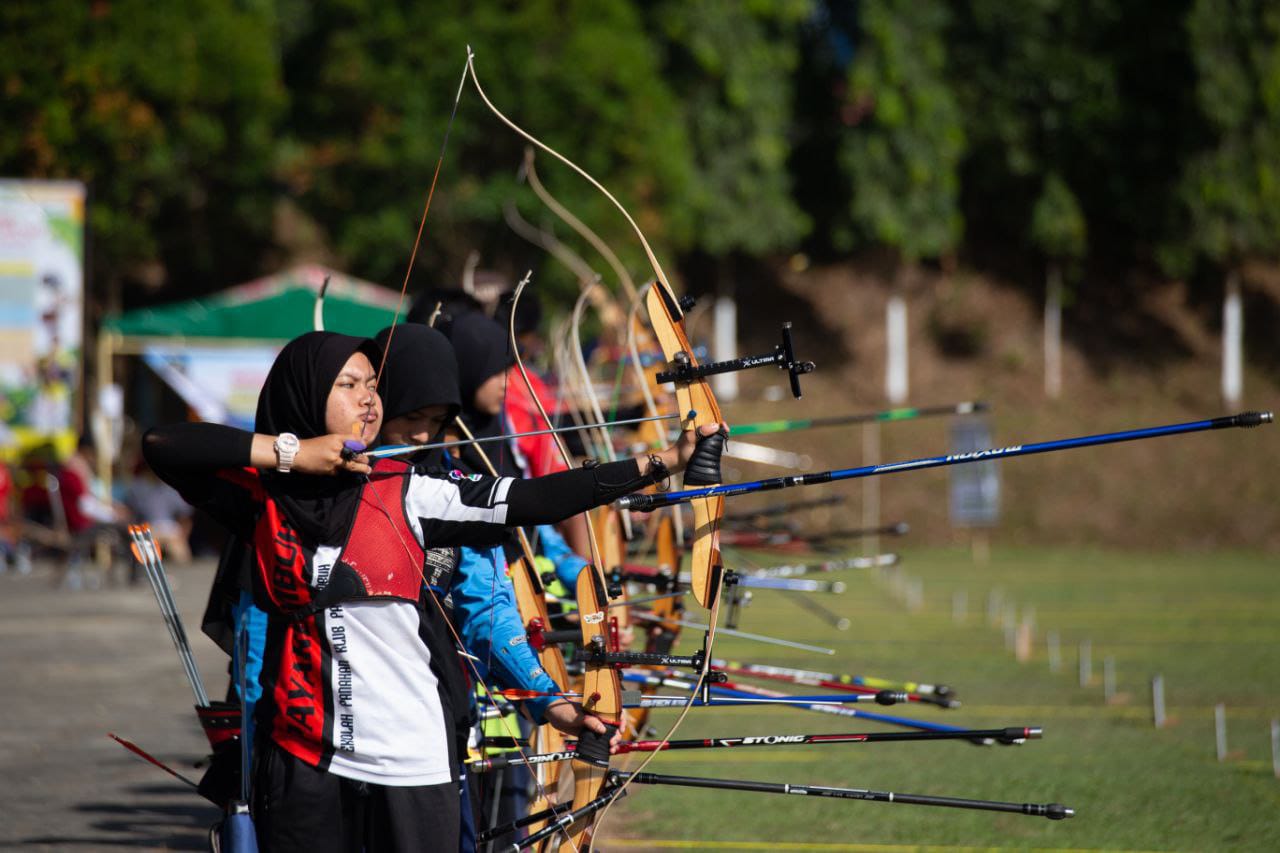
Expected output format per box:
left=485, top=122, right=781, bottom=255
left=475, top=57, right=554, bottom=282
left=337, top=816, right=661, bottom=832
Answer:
left=474, top=371, right=507, bottom=417
left=325, top=352, right=382, bottom=442
left=381, top=405, right=451, bottom=446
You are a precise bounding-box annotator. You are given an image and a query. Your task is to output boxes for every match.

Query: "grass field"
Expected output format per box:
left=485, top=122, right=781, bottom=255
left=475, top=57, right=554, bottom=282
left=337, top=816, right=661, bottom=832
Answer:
left=601, top=545, right=1280, bottom=851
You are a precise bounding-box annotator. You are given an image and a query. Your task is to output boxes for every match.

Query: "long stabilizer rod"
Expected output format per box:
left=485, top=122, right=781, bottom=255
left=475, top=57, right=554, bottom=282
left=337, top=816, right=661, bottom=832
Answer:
left=618, top=412, right=1273, bottom=511
left=467, top=726, right=1042, bottom=773
left=607, top=769, right=1074, bottom=820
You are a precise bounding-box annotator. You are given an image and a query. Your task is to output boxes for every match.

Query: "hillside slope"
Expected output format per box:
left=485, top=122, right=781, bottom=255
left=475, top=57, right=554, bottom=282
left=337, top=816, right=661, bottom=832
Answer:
left=716, top=261, right=1279, bottom=551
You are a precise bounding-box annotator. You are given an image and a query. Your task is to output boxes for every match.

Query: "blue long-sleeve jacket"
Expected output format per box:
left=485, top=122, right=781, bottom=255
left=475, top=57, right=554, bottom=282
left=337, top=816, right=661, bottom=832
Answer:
left=537, top=523, right=590, bottom=592
left=451, top=544, right=561, bottom=722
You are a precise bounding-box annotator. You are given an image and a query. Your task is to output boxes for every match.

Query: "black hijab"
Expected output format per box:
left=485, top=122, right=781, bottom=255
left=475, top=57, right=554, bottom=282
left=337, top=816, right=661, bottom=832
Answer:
left=374, top=324, right=462, bottom=425
left=255, top=331, right=382, bottom=545
left=439, top=311, right=518, bottom=476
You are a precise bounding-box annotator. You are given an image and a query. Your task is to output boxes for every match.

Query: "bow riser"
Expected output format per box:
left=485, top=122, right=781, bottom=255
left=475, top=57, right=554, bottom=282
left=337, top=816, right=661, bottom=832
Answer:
left=560, top=565, right=623, bottom=851
left=644, top=284, right=724, bottom=609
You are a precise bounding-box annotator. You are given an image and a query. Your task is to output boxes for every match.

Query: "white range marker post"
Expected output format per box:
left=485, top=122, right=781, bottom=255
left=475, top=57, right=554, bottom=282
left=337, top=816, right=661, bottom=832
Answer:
left=1016, top=606, right=1035, bottom=662
left=712, top=291, right=739, bottom=402
left=886, top=291, right=909, bottom=405
left=1078, top=639, right=1092, bottom=687
left=1047, top=630, right=1061, bottom=673
left=909, top=578, right=924, bottom=612
left=1271, top=719, right=1279, bottom=779
left=1152, top=675, right=1167, bottom=729
left=1003, top=603, right=1017, bottom=652
left=986, top=588, right=1002, bottom=626
left=1222, top=271, right=1243, bottom=407
left=862, top=421, right=881, bottom=562
left=1044, top=264, right=1063, bottom=399
left=1215, top=704, right=1228, bottom=762
left=952, top=590, right=967, bottom=624
left=1103, top=656, right=1116, bottom=702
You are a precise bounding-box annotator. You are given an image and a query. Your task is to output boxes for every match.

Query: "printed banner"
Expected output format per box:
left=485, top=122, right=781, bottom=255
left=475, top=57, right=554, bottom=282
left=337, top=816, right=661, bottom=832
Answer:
left=0, top=180, right=86, bottom=460
left=143, top=345, right=278, bottom=431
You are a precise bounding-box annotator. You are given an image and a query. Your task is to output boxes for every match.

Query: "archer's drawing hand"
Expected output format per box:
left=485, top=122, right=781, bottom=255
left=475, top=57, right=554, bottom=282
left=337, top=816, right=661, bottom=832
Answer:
left=294, top=435, right=372, bottom=476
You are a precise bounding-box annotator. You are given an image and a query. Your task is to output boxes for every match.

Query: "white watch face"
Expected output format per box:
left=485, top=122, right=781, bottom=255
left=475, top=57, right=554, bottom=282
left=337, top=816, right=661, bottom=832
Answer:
left=276, top=433, right=300, bottom=453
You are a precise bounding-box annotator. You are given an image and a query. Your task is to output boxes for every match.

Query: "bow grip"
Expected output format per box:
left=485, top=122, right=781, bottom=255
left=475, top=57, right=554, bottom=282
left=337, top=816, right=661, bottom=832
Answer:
left=683, top=427, right=727, bottom=487
left=574, top=722, right=617, bottom=768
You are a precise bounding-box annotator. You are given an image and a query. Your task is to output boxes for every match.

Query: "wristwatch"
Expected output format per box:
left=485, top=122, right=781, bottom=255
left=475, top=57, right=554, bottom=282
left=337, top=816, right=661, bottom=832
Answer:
left=274, top=432, right=300, bottom=473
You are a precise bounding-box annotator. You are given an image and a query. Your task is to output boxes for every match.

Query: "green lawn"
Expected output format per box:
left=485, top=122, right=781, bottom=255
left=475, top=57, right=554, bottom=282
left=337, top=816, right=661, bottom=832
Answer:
left=601, top=546, right=1280, bottom=851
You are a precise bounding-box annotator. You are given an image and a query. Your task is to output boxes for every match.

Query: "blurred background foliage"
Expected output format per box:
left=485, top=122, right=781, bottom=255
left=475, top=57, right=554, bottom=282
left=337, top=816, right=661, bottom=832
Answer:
left=2, top=0, right=1278, bottom=308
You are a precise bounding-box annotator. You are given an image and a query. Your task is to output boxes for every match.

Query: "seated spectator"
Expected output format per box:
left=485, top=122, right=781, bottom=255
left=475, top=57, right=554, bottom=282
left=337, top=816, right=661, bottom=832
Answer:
left=58, top=435, right=127, bottom=533
left=53, top=436, right=129, bottom=587
left=124, top=456, right=193, bottom=563
left=0, top=460, right=26, bottom=574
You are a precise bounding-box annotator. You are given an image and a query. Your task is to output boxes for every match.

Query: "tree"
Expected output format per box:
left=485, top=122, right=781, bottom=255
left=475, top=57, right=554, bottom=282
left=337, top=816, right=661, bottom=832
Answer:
left=1172, top=0, right=1280, bottom=273
left=648, top=0, right=813, bottom=258
left=276, top=0, right=696, bottom=298
left=947, top=0, right=1198, bottom=273
left=0, top=0, right=285, bottom=300
left=1172, top=0, right=1280, bottom=403
left=1031, top=173, right=1087, bottom=397
left=836, top=0, right=966, bottom=262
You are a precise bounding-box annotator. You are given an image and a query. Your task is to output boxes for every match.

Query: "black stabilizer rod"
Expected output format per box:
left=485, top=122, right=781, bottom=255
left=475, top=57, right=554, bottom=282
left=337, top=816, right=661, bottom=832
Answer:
left=608, top=770, right=1074, bottom=820
left=656, top=322, right=816, bottom=398
left=506, top=785, right=626, bottom=851
left=466, top=726, right=1045, bottom=774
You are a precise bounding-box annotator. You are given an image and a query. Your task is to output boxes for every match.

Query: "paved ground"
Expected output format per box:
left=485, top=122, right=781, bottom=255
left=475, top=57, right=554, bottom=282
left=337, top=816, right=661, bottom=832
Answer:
left=1, top=558, right=228, bottom=851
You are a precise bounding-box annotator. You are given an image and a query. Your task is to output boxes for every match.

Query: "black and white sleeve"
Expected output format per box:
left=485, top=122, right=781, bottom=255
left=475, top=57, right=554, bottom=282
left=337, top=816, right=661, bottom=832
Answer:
left=407, top=458, right=653, bottom=547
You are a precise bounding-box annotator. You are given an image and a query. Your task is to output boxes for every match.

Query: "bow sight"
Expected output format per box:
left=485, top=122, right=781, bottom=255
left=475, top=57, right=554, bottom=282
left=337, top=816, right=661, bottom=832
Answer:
left=656, top=313, right=816, bottom=398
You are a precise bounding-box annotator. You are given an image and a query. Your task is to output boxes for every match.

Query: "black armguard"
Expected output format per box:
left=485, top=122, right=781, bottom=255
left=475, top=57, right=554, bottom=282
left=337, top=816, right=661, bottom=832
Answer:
left=591, top=458, right=662, bottom=505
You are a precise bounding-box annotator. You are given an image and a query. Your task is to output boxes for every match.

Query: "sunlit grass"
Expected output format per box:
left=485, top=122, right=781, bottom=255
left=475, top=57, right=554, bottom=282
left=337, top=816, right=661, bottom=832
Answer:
left=602, top=546, right=1280, bottom=851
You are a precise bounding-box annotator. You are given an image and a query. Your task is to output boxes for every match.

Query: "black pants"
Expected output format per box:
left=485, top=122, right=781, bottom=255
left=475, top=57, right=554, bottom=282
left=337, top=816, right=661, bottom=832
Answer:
left=253, top=741, right=460, bottom=852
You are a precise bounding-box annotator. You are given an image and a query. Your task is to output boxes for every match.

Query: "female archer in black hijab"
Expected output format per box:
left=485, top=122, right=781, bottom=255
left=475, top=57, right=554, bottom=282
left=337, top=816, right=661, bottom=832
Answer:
left=440, top=310, right=522, bottom=477
left=143, top=329, right=724, bottom=853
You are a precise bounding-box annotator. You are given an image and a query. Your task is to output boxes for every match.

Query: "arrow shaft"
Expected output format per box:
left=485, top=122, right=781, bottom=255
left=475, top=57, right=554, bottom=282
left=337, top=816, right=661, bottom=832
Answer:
left=619, top=413, right=1273, bottom=510
left=365, top=412, right=679, bottom=458
left=711, top=659, right=952, bottom=700
left=628, top=610, right=835, bottom=654
left=729, top=401, right=987, bottom=436
left=735, top=553, right=898, bottom=579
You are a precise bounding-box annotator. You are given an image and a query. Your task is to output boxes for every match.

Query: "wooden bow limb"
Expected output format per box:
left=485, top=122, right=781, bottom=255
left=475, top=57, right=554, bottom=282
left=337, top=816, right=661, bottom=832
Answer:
left=466, top=47, right=726, bottom=851
left=507, top=273, right=621, bottom=853
left=453, top=416, right=573, bottom=839
left=625, top=282, right=687, bottom=548
left=523, top=147, right=639, bottom=305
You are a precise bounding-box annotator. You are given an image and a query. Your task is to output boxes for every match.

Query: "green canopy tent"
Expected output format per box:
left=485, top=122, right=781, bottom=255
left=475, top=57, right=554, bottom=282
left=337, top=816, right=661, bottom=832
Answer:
left=101, top=263, right=402, bottom=343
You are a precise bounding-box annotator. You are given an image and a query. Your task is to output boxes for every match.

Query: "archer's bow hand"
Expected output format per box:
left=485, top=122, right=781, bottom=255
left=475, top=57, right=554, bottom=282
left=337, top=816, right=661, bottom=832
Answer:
left=659, top=423, right=728, bottom=478
left=544, top=700, right=625, bottom=753
left=682, top=423, right=728, bottom=486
